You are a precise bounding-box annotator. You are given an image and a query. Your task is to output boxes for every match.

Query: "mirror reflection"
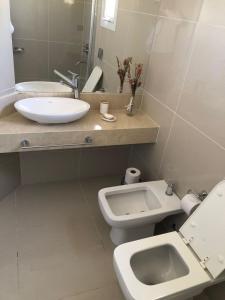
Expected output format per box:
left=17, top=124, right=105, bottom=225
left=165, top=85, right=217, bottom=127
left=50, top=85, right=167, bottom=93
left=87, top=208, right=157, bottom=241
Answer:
left=10, top=0, right=94, bottom=93
left=10, top=0, right=153, bottom=95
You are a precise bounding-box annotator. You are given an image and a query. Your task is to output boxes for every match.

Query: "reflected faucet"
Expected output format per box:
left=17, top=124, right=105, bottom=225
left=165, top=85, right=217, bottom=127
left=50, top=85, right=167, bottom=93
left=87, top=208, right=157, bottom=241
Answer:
left=54, top=69, right=80, bottom=99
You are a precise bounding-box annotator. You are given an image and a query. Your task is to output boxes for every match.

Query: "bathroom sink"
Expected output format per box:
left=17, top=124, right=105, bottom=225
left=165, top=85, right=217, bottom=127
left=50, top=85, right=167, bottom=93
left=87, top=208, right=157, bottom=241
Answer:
left=14, top=97, right=90, bottom=124
left=15, top=81, right=73, bottom=93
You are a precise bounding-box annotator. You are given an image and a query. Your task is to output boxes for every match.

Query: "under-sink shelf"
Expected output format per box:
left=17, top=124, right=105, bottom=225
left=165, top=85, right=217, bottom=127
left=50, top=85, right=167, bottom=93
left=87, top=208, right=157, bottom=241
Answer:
left=0, top=110, right=159, bottom=153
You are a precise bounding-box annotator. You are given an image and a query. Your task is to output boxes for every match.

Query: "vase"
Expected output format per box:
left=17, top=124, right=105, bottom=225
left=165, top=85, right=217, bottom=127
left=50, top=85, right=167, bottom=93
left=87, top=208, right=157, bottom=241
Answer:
left=125, top=95, right=136, bottom=116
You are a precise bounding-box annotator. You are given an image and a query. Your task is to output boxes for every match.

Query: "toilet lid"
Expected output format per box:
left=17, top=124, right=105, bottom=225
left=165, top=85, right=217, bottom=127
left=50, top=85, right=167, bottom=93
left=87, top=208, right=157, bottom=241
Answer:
left=180, top=180, right=225, bottom=278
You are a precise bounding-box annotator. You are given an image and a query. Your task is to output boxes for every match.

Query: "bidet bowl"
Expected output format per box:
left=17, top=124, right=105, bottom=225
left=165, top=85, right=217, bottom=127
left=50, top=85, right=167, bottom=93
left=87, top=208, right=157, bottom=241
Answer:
left=99, top=180, right=182, bottom=229
left=14, top=97, right=90, bottom=124
left=98, top=180, right=182, bottom=245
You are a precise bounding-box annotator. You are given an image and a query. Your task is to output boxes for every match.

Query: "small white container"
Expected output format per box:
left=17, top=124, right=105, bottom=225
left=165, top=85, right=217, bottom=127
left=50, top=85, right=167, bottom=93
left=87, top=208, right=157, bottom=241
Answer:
left=100, top=101, right=109, bottom=115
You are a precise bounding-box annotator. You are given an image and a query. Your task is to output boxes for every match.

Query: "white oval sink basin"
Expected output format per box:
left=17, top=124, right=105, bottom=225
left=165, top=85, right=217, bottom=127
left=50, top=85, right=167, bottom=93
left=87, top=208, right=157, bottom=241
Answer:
left=14, top=97, right=90, bottom=124
left=15, top=81, right=73, bottom=93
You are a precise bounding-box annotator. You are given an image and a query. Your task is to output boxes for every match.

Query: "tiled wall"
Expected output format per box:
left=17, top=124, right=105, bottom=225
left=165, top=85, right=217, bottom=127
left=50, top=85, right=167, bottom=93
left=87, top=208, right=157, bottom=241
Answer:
left=94, top=0, right=225, bottom=244
left=19, top=146, right=130, bottom=185
left=130, top=0, right=225, bottom=199
left=0, top=1, right=20, bottom=199
left=128, top=2, right=225, bottom=298
left=10, top=0, right=91, bottom=84
left=94, top=1, right=157, bottom=93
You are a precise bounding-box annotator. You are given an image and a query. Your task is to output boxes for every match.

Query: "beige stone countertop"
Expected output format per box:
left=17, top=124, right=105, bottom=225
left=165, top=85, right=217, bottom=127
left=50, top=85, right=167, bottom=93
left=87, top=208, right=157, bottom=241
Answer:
left=0, top=110, right=159, bottom=153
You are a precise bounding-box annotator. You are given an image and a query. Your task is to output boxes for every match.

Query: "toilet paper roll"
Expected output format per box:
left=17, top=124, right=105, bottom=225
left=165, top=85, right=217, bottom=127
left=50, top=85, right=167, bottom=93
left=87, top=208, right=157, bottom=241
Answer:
left=125, top=168, right=141, bottom=184
left=181, top=193, right=201, bottom=216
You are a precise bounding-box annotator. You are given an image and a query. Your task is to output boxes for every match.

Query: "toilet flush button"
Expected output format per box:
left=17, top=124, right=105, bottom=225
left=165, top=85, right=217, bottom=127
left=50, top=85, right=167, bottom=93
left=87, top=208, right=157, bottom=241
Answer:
left=217, top=192, right=223, bottom=197
left=190, top=221, right=197, bottom=228
left=218, top=255, right=224, bottom=264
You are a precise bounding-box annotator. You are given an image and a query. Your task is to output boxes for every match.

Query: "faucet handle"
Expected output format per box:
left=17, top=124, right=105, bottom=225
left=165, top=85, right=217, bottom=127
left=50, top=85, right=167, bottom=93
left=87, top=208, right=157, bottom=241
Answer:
left=166, top=182, right=175, bottom=196
left=68, top=70, right=80, bottom=79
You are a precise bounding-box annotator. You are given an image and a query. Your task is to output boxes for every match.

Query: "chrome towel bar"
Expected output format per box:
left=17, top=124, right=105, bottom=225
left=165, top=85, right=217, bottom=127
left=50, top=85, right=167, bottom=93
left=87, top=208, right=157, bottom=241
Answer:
left=20, top=136, right=93, bottom=150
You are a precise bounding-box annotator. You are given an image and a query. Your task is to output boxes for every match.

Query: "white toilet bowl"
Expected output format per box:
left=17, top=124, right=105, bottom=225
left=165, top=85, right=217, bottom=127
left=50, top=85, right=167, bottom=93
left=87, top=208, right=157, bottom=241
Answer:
left=114, top=180, right=225, bottom=300
left=98, top=180, right=182, bottom=245
left=114, top=232, right=211, bottom=300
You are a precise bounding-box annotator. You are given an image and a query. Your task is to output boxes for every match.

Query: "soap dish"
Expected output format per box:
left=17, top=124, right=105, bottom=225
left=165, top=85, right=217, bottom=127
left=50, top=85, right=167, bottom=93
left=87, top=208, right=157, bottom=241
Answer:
left=101, top=115, right=117, bottom=122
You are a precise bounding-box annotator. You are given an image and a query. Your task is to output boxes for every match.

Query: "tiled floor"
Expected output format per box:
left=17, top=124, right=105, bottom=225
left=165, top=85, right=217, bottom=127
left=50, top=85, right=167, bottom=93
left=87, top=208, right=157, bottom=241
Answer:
left=0, top=176, right=216, bottom=300
left=0, top=176, right=124, bottom=300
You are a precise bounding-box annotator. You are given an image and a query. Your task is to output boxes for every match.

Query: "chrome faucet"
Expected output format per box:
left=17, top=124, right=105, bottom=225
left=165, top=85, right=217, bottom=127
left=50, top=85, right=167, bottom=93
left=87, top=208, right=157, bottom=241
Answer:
left=54, top=69, right=80, bottom=99
left=166, top=183, right=175, bottom=196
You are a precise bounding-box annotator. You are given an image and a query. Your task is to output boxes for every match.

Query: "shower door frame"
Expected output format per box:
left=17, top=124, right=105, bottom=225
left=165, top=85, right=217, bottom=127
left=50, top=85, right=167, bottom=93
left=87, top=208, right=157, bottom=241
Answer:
left=86, top=0, right=98, bottom=80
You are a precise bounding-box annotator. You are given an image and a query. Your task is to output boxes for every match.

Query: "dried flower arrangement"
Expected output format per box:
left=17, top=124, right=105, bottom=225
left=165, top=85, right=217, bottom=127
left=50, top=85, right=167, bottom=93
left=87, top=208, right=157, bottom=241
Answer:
left=128, top=62, right=143, bottom=97
left=116, top=56, right=132, bottom=93
left=116, top=57, right=143, bottom=96
left=116, top=57, right=143, bottom=115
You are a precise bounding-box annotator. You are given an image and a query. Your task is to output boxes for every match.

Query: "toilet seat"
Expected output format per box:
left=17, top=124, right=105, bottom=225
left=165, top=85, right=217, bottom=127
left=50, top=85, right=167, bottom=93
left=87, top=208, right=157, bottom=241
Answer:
left=114, top=181, right=225, bottom=300
left=114, top=232, right=211, bottom=300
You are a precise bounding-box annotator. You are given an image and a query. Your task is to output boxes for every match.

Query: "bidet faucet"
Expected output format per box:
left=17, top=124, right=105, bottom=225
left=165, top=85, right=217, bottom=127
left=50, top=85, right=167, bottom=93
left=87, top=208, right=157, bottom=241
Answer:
left=166, top=183, right=175, bottom=196
left=54, top=69, right=80, bottom=99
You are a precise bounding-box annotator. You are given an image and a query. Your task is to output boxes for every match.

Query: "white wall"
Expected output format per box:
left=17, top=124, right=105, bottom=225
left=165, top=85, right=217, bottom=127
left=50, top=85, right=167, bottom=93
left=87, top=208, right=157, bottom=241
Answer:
left=0, top=1, right=20, bottom=199
left=0, top=0, right=15, bottom=95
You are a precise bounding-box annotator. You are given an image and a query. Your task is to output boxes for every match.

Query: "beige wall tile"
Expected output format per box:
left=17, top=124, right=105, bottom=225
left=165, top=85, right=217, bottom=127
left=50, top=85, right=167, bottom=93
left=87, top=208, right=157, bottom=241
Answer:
left=199, top=0, right=225, bottom=26
left=144, top=17, right=196, bottom=110
left=80, top=146, right=130, bottom=179
left=49, top=42, right=82, bottom=81
left=159, top=116, right=225, bottom=198
left=19, top=149, right=81, bottom=185
left=100, top=62, right=120, bottom=93
left=94, top=2, right=156, bottom=94
left=159, top=0, right=204, bottom=21
left=13, top=39, right=48, bottom=82
left=83, top=0, right=92, bottom=44
left=123, top=12, right=156, bottom=68
left=119, top=0, right=161, bottom=16
left=178, top=24, right=225, bottom=148
left=10, top=0, right=48, bottom=40
left=129, top=145, right=153, bottom=181
left=80, top=92, right=141, bottom=110
left=49, top=0, right=84, bottom=44
left=131, top=91, right=174, bottom=179
left=0, top=154, right=20, bottom=199
left=19, top=146, right=131, bottom=184
left=10, top=0, right=90, bottom=83
left=96, top=9, right=130, bottom=68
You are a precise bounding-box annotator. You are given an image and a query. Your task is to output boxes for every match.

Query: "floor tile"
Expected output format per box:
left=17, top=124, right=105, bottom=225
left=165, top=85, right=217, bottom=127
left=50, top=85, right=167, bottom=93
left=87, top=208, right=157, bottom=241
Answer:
left=0, top=178, right=216, bottom=300
left=61, top=282, right=124, bottom=300
left=14, top=179, right=118, bottom=300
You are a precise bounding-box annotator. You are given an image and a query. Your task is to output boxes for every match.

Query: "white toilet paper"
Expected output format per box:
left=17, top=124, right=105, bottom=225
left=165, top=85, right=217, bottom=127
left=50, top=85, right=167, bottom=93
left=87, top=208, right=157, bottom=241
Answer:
left=181, top=193, right=201, bottom=216
left=125, top=168, right=141, bottom=184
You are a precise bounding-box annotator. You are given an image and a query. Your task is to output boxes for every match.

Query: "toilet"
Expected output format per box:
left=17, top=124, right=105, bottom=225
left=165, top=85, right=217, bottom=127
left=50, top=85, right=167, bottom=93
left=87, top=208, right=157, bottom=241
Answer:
left=114, top=180, right=225, bottom=300
left=98, top=180, right=182, bottom=245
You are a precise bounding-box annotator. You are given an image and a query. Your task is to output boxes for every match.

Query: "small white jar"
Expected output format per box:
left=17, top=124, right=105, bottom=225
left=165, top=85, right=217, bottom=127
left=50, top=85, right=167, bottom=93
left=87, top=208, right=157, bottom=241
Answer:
left=100, top=101, right=109, bottom=115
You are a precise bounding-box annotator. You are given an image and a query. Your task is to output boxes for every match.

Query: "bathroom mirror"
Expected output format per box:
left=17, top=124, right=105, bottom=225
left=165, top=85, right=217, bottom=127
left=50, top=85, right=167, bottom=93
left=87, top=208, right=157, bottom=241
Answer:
left=10, top=0, right=154, bottom=94
left=10, top=0, right=96, bottom=91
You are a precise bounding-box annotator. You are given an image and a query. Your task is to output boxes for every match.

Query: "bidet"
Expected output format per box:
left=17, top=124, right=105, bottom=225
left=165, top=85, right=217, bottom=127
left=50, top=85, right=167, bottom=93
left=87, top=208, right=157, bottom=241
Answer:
left=98, top=180, right=182, bottom=245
